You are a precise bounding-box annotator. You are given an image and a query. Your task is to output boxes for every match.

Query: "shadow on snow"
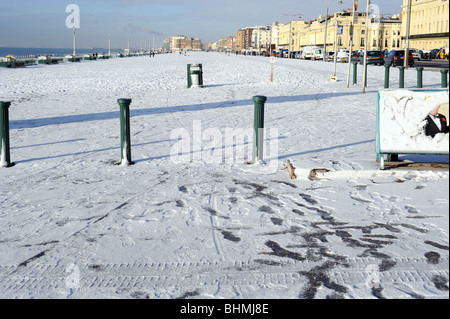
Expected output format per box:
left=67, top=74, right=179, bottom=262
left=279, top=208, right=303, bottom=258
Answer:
left=11, top=91, right=371, bottom=130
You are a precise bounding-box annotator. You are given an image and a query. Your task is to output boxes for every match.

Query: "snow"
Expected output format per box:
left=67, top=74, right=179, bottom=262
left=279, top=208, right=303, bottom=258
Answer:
left=0, top=52, right=448, bottom=300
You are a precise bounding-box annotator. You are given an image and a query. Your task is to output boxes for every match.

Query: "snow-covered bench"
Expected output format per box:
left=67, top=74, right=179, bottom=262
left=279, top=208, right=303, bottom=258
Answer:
left=376, top=89, right=449, bottom=170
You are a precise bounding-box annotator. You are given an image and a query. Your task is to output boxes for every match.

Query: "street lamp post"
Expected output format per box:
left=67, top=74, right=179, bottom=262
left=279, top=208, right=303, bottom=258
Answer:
left=333, top=22, right=340, bottom=77
left=322, top=0, right=343, bottom=61
left=73, top=27, right=76, bottom=57
left=347, top=0, right=359, bottom=87
left=362, top=0, right=371, bottom=93
left=289, top=22, right=292, bottom=58
left=404, top=0, right=412, bottom=69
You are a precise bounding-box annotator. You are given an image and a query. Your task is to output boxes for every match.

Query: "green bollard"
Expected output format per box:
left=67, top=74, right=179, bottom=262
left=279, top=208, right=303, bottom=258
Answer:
left=416, top=67, right=424, bottom=88
left=384, top=64, right=390, bottom=89
left=252, top=96, right=267, bottom=164
left=399, top=66, right=405, bottom=89
left=187, top=64, right=193, bottom=89
left=117, top=99, right=133, bottom=166
left=187, top=64, right=203, bottom=88
left=364, top=63, right=368, bottom=88
left=352, top=62, right=358, bottom=85
left=0, top=101, right=13, bottom=168
left=441, top=69, right=448, bottom=88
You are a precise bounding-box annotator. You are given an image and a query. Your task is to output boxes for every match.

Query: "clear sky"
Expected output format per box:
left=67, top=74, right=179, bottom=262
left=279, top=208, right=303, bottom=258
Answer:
left=0, top=0, right=404, bottom=49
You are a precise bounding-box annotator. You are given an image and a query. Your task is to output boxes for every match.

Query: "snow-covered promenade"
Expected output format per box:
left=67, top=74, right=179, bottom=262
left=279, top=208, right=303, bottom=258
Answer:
left=0, top=52, right=448, bottom=299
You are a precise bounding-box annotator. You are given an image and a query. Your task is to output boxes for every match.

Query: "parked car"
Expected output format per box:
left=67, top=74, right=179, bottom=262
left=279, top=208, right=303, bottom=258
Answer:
left=359, top=50, right=385, bottom=65
left=336, top=51, right=349, bottom=63
left=430, top=48, right=441, bottom=59
left=301, top=46, right=319, bottom=60
left=325, top=51, right=335, bottom=62
left=312, top=49, right=324, bottom=60
left=409, top=49, right=421, bottom=60
left=384, top=50, right=415, bottom=67
left=438, top=47, right=449, bottom=59
left=419, top=50, right=431, bottom=60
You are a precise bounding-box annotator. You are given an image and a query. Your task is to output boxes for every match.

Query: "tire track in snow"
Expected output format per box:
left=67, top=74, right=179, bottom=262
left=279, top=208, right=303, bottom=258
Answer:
left=0, top=257, right=447, bottom=299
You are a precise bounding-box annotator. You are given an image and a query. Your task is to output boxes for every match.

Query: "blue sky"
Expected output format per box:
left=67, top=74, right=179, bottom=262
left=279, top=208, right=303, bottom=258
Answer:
left=0, top=0, right=404, bottom=49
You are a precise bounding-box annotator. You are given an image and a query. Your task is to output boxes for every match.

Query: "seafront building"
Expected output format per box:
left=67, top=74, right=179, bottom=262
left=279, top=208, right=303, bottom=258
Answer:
left=236, top=27, right=255, bottom=52
left=296, top=11, right=402, bottom=53
left=164, top=35, right=202, bottom=52
left=209, top=0, right=448, bottom=55
left=278, top=20, right=310, bottom=55
left=401, top=0, right=449, bottom=50
left=212, top=36, right=236, bottom=52
left=251, top=26, right=272, bottom=53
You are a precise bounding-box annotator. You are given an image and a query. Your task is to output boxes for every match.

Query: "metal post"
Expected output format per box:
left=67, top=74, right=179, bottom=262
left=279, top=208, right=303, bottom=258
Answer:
left=198, top=64, right=204, bottom=87
left=363, top=0, right=370, bottom=93
left=252, top=96, right=267, bottom=164
left=404, top=0, right=412, bottom=69
left=333, top=22, right=339, bottom=78
left=364, top=63, right=368, bottom=88
left=108, top=33, right=111, bottom=57
left=362, top=0, right=370, bottom=93
left=441, top=69, right=449, bottom=88
left=416, top=67, right=424, bottom=88
left=399, top=66, right=405, bottom=88
left=323, top=6, right=329, bottom=61
left=187, top=64, right=192, bottom=88
left=73, top=27, right=77, bottom=57
left=384, top=64, right=390, bottom=89
left=353, top=62, right=358, bottom=85
left=288, top=22, right=292, bottom=59
left=346, top=1, right=357, bottom=88
left=271, top=62, right=274, bottom=82
left=187, top=64, right=203, bottom=88
left=117, top=99, right=133, bottom=166
left=0, top=101, right=13, bottom=167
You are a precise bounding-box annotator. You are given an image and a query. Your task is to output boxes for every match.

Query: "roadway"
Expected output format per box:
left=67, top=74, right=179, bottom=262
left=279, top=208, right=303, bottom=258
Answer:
left=415, top=59, right=449, bottom=69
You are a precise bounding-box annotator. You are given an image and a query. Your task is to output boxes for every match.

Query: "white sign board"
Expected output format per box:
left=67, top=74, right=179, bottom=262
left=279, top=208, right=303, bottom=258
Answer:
left=377, top=90, right=449, bottom=154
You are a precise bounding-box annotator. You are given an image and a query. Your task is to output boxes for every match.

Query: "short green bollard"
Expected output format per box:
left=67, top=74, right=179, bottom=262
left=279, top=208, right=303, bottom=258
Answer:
left=352, top=62, right=358, bottom=85
left=252, top=96, right=267, bottom=164
left=441, top=69, right=448, bottom=88
left=399, top=66, right=405, bottom=89
left=384, top=64, right=390, bottom=89
left=364, top=63, right=368, bottom=88
left=0, top=101, right=13, bottom=168
left=416, top=67, right=424, bottom=88
left=187, top=64, right=203, bottom=88
left=117, top=99, right=134, bottom=166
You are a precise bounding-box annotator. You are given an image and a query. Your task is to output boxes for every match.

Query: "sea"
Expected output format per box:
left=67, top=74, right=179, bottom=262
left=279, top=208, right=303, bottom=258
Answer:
left=0, top=47, right=116, bottom=58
